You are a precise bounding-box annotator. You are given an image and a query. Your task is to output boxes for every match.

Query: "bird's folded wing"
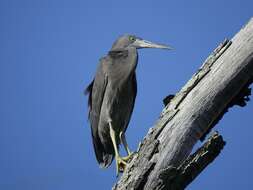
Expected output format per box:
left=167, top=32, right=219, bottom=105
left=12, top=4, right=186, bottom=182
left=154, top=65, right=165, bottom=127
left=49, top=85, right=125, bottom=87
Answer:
left=85, top=58, right=112, bottom=167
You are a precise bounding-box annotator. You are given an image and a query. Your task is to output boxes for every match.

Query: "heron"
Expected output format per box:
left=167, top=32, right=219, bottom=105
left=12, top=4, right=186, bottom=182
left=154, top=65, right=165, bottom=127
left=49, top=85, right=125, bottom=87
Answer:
left=85, top=34, right=171, bottom=176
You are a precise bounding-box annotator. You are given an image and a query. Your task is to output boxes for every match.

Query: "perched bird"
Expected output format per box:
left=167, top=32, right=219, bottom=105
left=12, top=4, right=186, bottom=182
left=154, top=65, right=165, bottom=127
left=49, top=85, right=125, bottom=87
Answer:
left=85, top=34, right=171, bottom=175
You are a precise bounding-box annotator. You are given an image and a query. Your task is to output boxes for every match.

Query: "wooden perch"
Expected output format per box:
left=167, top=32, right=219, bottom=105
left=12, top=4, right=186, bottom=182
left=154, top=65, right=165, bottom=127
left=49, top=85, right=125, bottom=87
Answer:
left=113, top=18, right=253, bottom=190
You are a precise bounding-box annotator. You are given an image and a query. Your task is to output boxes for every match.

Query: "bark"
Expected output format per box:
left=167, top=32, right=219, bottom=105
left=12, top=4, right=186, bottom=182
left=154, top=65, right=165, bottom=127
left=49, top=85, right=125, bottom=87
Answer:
left=113, top=18, right=253, bottom=190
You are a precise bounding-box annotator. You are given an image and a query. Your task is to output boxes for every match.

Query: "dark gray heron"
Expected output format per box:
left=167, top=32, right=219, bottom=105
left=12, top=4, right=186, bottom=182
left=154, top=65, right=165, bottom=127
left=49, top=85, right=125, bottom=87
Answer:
left=85, top=34, right=171, bottom=175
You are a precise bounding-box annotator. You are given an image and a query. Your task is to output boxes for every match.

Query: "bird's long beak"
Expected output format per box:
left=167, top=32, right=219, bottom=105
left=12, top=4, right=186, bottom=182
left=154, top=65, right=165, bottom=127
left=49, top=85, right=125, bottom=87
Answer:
left=134, top=39, right=172, bottom=50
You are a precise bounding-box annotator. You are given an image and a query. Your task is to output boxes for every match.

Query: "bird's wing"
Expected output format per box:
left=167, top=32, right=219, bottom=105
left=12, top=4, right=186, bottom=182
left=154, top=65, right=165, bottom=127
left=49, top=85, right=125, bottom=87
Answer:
left=84, top=80, right=94, bottom=119
left=85, top=58, right=111, bottom=167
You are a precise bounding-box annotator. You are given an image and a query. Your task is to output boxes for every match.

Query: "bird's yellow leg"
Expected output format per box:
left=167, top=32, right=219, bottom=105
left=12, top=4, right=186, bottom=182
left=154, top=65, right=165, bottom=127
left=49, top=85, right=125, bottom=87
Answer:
left=119, top=131, right=134, bottom=162
left=109, top=122, right=127, bottom=176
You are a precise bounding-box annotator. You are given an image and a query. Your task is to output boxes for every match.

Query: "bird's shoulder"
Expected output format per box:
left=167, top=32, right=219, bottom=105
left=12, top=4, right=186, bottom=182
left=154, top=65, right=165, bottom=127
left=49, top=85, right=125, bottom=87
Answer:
left=98, top=54, right=112, bottom=66
left=108, top=49, right=129, bottom=59
left=97, top=50, right=129, bottom=70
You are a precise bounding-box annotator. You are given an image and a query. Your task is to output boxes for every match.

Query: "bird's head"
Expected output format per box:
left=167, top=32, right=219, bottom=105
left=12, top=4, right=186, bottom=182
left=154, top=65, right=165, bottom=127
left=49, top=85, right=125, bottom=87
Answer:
left=111, top=34, right=172, bottom=51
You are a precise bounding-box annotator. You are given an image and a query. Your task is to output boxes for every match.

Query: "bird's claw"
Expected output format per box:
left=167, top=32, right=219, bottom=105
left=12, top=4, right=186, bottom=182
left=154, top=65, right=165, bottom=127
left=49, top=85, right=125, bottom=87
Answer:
left=122, top=151, right=136, bottom=162
left=116, top=152, right=138, bottom=176
left=116, top=156, right=127, bottom=177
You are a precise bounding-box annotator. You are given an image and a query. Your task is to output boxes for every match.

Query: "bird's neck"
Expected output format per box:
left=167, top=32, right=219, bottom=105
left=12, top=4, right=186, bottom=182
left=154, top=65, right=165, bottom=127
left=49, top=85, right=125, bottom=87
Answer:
left=106, top=47, right=138, bottom=84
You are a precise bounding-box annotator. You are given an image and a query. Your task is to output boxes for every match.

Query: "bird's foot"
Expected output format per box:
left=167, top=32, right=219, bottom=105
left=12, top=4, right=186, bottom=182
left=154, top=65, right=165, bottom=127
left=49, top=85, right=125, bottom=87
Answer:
left=122, top=151, right=136, bottom=162
left=116, top=156, right=127, bottom=177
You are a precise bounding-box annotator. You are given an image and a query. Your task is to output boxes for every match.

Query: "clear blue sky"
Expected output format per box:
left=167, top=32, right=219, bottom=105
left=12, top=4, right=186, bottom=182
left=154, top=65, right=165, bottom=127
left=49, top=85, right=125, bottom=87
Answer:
left=0, top=0, right=252, bottom=189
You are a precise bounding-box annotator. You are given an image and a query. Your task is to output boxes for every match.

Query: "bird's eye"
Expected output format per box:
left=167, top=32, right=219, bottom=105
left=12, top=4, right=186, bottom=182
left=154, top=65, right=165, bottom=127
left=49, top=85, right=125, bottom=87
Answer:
left=129, top=36, right=136, bottom=42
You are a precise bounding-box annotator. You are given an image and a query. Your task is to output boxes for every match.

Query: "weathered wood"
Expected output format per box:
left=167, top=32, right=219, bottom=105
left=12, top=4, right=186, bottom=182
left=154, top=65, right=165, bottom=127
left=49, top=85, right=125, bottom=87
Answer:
left=113, top=18, right=253, bottom=190
left=170, top=132, right=226, bottom=190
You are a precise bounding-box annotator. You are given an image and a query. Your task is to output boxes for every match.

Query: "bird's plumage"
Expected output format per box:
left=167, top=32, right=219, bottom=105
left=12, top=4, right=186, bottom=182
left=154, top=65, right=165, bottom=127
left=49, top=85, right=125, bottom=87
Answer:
left=85, top=34, right=170, bottom=171
left=85, top=60, right=112, bottom=167
left=86, top=44, right=138, bottom=167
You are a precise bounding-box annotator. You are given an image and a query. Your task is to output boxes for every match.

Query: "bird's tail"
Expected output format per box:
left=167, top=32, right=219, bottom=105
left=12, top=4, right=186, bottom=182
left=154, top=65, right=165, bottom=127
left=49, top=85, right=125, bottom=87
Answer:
left=92, top=134, right=114, bottom=168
